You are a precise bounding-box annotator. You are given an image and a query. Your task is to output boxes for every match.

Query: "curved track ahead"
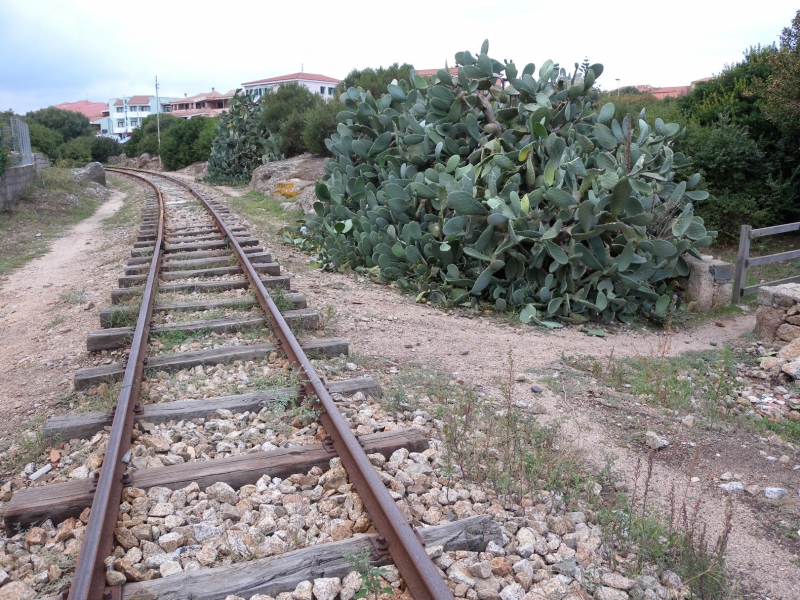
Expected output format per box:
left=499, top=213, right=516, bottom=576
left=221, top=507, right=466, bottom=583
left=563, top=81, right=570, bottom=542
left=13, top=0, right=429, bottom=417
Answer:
left=10, top=169, right=453, bottom=600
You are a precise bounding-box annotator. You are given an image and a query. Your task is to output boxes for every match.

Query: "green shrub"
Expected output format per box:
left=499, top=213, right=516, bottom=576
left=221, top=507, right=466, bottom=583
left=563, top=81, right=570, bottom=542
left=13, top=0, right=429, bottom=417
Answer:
left=28, top=123, right=63, bottom=159
left=278, top=112, right=308, bottom=157
left=125, top=114, right=182, bottom=157
left=302, top=101, right=339, bottom=156
left=193, top=117, right=216, bottom=161
left=57, top=135, right=94, bottom=165
left=286, top=41, right=714, bottom=324
left=694, top=190, right=773, bottom=242
left=598, top=93, right=686, bottom=128
left=25, top=107, right=92, bottom=141
left=680, top=116, right=765, bottom=194
left=337, top=63, right=414, bottom=97
left=261, top=83, right=320, bottom=132
left=161, top=117, right=213, bottom=170
left=90, top=137, right=121, bottom=163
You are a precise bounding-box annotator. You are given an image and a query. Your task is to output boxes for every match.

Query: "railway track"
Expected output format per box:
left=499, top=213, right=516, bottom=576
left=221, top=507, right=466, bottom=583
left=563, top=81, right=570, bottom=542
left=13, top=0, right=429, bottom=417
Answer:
left=1, top=169, right=493, bottom=599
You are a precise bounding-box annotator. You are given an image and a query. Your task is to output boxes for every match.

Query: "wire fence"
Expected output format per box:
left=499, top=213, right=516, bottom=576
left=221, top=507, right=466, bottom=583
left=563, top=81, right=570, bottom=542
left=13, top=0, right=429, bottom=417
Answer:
left=0, top=116, right=33, bottom=169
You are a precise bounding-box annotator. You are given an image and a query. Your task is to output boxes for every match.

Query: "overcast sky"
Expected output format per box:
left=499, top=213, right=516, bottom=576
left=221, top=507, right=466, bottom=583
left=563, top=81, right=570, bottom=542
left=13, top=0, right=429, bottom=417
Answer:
left=1, top=0, right=797, bottom=114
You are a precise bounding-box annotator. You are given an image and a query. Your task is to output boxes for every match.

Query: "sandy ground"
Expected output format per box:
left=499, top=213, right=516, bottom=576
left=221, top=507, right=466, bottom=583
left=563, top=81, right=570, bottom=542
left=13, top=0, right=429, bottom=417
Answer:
left=1, top=170, right=798, bottom=598
left=0, top=181, right=134, bottom=441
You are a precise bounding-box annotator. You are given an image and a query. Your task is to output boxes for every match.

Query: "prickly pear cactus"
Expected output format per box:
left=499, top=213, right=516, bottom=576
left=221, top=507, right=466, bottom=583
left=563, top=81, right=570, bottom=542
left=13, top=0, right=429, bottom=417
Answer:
left=206, top=91, right=282, bottom=185
left=285, top=41, right=714, bottom=324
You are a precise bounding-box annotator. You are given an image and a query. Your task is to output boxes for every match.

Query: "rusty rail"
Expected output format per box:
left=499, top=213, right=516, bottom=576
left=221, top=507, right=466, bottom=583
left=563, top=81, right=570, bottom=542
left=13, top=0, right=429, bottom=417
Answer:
left=66, top=167, right=453, bottom=600
left=132, top=170, right=454, bottom=600
left=67, top=169, right=165, bottom=600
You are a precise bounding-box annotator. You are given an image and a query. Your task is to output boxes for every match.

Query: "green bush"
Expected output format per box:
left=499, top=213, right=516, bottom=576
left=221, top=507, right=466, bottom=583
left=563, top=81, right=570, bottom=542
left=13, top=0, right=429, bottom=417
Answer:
left=125, top=114, right=182, bottom=157
left=28, top=123, right=63, bottom=159
left=286, top=41, right=713, bottom=324
left=57, top=135, right=94, bottom=165
left=278, top=112, right=308, bottom=157
left=194, top=117, right=216, bottom=160
left=90, top=137, right=121, bottom=163
left=161, top=117, right=214, bottom=170
left=261, top=83, right=320, bottom=132
left=337, top=63, right=414, bottom=97
left=694, top=190, right=773, bottom=241
left=302, top=101, right=340, bottom=155
left=25, top=107, right=92, bottom=141
left=597, top=93, right=685, bottom=128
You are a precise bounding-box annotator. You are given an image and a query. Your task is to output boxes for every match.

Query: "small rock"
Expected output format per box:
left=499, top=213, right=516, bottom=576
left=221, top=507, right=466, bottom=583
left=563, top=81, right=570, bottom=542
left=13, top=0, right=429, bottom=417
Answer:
left=595, top=586, right=628, bottom=600
left=312, top=577, right=342, bottom=600
left=293, top=581, right=313, bottom=600
left=765, top=487, right=788, bottom=500
left=719, top=482, right=744, bottom=493
left=345, top=363, right=357, bottom=371
left=645, top=431, right=669, bottom=450
left=105, top=570, right=126, bottom=586
left=205, top=481, right=237, bottom=504
left=681, top=415, right=695, bottom=428
left=460, top=349, right=469, bottom=355
left=531, top=385, right=543, bottom=393
left=160, top=561, right=183, bottom=577
left=0, top=581, right=36, bottom=599
left=601, top=572, right=634, bottom=590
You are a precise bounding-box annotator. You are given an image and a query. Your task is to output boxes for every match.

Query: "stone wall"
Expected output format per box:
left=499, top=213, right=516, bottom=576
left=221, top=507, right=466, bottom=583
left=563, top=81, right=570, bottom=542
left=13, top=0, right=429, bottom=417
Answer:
left=756, top=284, right=800, bottom=344
left=0, top=163, right=36, bottom=210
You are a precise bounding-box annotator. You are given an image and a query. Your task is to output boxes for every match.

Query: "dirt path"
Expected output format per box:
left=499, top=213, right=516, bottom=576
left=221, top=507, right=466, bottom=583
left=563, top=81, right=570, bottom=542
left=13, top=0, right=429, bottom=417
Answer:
left=0, top=182, right=133, bottom=443
left=188, top=179, right=798, bottom=598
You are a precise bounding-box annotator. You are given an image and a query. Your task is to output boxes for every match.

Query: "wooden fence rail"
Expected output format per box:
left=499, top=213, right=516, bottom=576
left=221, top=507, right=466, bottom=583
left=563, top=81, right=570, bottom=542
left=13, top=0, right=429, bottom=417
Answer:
left=732, top=221, right=800, bottom=304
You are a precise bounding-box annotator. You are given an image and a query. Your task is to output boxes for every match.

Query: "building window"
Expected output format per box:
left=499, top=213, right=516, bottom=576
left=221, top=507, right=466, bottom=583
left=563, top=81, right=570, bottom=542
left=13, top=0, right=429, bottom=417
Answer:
left=129, top=106, right=137, bottom=111
left=320, top=86, right=325, bottom=94
left=163, top=106, right=172, bottom=112
left=217, top=101, right=223, bottom=109
left=130, top=118, right=139, bottom=126
left=328, top=87, right=335, bottom=95
left=117, top=119, right=124, bottom=127
left=140, top=106, right=150, bottom=112
left=116, top=107, right=123, bottom=113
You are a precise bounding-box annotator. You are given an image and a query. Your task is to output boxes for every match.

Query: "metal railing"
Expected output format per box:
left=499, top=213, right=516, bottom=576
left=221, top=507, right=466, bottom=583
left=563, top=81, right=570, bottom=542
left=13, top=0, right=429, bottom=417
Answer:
left=0, top=116, right=33, bottom=169
left=732, top=222, right=800, bottom=303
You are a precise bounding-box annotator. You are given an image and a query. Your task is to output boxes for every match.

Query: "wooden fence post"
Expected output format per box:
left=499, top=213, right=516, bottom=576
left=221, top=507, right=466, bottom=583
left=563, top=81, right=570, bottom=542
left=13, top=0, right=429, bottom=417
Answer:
left=732, top=224, right=752, bottom=304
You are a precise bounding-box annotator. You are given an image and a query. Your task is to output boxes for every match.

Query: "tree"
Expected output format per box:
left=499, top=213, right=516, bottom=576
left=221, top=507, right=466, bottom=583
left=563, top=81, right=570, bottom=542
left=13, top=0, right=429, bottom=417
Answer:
left=160, top=117, right=214, bottom=170
left=90, top=137, right=121, bottom=162
left=302, top=100, right=340, bottom=155
left=260, top=82, right=321, bottom=133
left=57, top=135, right=94, bottom=165
left=125, top=113, right=182, bottom=157
left=28, top=123, right=64, bottom=159
left=25, top=107, right=92, bottom=141
left=763, top=10, right=800, bottom=130
left=337, top=63, right=414, bottom=97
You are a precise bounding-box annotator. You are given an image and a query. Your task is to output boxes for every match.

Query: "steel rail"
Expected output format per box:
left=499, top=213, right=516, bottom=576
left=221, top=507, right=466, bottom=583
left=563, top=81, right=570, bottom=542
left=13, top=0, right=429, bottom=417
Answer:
left=66, top=169, right=165, bottom=600
left=131, top=170, right=454, bottom=600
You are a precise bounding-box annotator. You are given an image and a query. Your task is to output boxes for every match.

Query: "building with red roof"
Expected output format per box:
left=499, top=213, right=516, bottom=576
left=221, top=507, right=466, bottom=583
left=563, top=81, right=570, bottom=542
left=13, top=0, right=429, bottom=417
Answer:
left=54, top=100, right=109, bottom=124
left=166, top=88, right=235, bottom=119
left=241, top=72, right=341, bottom=100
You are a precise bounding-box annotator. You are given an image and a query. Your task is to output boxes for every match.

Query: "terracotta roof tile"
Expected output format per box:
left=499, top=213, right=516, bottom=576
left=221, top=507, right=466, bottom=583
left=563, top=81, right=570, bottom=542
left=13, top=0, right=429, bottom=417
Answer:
left=242, top=72, right=340, bottom=86
left=54, top=100, right=109, bottom=122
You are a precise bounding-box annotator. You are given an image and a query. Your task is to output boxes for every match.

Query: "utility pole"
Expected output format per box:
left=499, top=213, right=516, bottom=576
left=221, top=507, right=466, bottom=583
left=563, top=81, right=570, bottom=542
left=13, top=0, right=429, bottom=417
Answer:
left=155, top=76, right=162, bottom=167
left=616, top=78, right=620, bottom=96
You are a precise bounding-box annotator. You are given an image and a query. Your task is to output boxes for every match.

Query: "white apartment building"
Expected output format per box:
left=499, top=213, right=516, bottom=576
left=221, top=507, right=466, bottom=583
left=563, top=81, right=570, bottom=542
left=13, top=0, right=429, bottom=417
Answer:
left=241, top=72, right=341, bottom=100
left=105, top=95, right=178, bottom=137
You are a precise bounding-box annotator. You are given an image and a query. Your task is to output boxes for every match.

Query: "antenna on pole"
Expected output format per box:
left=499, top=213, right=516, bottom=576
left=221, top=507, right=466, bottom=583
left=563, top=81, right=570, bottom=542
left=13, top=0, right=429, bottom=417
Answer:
left=155, top=76, right=162, bottom=167
left=301, top=63, right=304, bottom=73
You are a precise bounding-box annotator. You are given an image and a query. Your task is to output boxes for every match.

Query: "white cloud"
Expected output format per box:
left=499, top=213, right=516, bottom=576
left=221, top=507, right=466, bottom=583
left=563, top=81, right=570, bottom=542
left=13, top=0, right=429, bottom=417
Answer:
left=1, top=0, right=797, bottom=112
